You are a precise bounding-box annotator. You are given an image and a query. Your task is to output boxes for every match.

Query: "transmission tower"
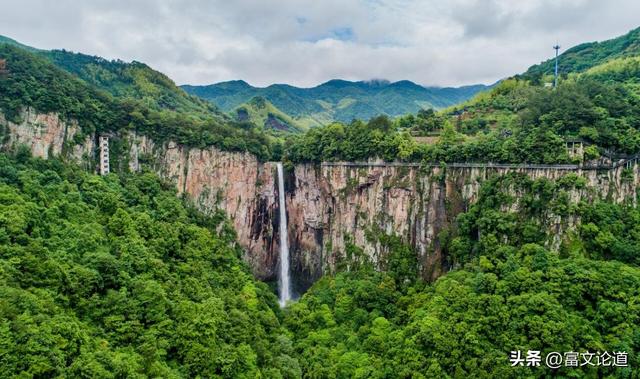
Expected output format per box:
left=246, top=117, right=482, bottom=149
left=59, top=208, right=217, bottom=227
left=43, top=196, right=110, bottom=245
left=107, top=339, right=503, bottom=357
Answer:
left=553, top=44, right=560, bottom=88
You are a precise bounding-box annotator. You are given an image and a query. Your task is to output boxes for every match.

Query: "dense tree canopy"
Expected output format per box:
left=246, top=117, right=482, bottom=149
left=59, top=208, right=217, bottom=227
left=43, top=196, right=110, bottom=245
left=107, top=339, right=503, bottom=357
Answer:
left=45, top=49, right=221, bottom=118
left=283, top=72, right=640, bottom=165
left=283, top=172, right=640, bottom=378
left=7, top=150, right=638, bottom=378
left=0, top=152, right=299, bottom=377
left=522, top=26, right=640, bottom=81
left=2, top=29, right=640, bottom=379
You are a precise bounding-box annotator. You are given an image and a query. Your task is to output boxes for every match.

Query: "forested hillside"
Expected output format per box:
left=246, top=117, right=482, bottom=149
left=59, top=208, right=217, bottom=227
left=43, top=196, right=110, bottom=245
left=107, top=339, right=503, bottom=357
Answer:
left=0, top=152, right=300, bottom=377
left=2, top=26, right=640, bottom=378
left=283, top=172, right=640, bottom=377
left=524, top=26, right=640, bottom=81
left=182, top=79, right=490, bottom=128
left=0, top=35, right=224, bottom=119
left=283, top=27, right=640, bottom=165
left=0, top=43, right=277, bottom=161
left=3, top=151, right=638, bottom=378
left=234, top=96, right=307, bottom=133
left=44, top=49, right=224, bottom=119
left=283, top=76, right=640, bottom=164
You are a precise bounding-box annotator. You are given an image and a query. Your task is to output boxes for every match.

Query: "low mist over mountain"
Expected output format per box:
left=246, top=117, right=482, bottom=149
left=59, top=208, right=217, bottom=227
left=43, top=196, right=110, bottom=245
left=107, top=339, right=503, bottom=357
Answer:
left=182, top=79, right=490, bottom=128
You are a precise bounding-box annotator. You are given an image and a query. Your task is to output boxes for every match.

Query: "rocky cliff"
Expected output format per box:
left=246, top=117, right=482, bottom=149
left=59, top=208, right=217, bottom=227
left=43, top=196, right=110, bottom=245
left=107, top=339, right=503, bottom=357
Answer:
left=3, top=110, right=639, bottom=292
left=285, top=162, right=638, bottom=289
left=0, top=109, right=94, bottom=163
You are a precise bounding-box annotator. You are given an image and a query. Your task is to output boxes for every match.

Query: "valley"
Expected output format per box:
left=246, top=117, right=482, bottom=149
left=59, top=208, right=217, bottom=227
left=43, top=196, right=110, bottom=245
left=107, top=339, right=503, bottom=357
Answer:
left=1, top=24, right=640, bottom=378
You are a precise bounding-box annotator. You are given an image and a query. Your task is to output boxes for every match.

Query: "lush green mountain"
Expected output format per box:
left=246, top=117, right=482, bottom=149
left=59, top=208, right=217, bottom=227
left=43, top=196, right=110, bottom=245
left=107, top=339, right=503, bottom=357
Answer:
left=234, top=96, right=306, bottom=132
left=284, top=26, right=640, bottom=165
left=0, top=35, right=41, bottom=53
left=2, top=26, right=640, bottom=379
left=0, top=35, right=227, bottom=120
left=44, top=49, right=225, bottom=120
left=523, top=26, right=640, bottom=81
left=182, top=79, right=490, bottom=127
left=0, top=41, right=278, bottom=160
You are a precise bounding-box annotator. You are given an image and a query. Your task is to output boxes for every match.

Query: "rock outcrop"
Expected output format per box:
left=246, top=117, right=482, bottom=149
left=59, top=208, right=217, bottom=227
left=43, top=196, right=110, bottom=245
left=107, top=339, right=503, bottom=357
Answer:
left=3, top=110, right=639, bottom=292
left=0, top=108, right=93, bottom=162
left=286, top=162, right=638, bottom=287
left=125, top=133, right=281, bottom=280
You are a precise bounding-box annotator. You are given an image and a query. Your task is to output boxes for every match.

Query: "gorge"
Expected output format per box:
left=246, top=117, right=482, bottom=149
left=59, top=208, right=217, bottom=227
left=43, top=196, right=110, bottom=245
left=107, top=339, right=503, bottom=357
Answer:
left=3, top=109, right=639, bottom=294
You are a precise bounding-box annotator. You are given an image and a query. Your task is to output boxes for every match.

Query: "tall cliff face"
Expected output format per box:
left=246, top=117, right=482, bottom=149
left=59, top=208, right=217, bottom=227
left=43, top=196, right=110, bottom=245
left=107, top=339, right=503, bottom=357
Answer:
left=285, top=163, right=638, bottom=288
left=125, top=133, right=281, bottom=280
left=0, top=109, right=94, bottom=163
left=3, top=110, right=639, bottom=290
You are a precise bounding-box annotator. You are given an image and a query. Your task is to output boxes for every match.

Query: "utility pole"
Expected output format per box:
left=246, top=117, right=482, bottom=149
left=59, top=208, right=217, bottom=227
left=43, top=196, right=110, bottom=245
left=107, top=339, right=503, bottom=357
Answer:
left=553, top=44, right=560, bottom=88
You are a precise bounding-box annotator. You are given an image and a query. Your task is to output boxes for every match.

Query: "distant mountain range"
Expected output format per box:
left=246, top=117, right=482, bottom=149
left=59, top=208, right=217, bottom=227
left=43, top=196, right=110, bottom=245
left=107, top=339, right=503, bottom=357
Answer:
left=181, top=79, right=491, bottom=129
left=1, top=33, right=491, bottom=132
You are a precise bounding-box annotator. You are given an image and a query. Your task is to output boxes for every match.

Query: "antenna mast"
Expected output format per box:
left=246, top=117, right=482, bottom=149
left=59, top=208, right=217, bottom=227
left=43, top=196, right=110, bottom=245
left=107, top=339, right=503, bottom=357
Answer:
left=553, top=44, right=560, bottom=88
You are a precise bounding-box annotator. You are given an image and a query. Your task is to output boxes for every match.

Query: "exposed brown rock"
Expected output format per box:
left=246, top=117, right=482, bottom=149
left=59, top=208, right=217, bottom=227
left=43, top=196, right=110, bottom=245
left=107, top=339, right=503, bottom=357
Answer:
left=3, top=109, right=639, bottom=290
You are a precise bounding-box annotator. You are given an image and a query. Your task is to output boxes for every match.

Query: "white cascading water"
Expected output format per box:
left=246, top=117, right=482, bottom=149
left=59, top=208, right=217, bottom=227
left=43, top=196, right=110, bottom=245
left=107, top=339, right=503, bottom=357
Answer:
left=276, top=163, right=291, bottom=307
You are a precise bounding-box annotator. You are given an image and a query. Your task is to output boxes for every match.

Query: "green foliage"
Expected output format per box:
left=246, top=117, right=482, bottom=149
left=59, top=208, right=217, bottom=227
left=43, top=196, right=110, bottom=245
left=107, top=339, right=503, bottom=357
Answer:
left=182, top=79, right=490, bottom=126
left=0, top=44, right=277, bottom=161
left=283, top=112, right=573, bottom=164
left=284, top=116, right=424, bottom=163
left=520, top=78, right=640, bottom=153
left=578, top=202, right=640, bottom=264
left=45, top=49, right=223, bottom=119
left=523, top=26, right=640, bottom=80
left=283, top=63, right=640, bottom=164
left=234, top=96, right=307, bottom=132
left=283, top=174, right=640, bottom=378
left=0, top=153, right=297, bottom=377
left=284, top=246, right=640, bottom=378
left=3, top=29, right=640, bottom=379
left=395, top=108, right=446, bottom=134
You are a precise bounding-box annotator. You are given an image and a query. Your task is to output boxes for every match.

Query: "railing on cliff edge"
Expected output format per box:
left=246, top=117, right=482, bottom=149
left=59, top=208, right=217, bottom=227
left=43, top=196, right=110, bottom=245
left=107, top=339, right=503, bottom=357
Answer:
left=320, top=155, right=640, bottom=172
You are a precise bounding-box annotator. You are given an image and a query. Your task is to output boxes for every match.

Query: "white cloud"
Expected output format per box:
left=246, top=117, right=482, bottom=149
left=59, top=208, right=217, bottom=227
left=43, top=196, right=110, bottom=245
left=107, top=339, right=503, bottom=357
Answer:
left=1, top=0, right=639, bottom=87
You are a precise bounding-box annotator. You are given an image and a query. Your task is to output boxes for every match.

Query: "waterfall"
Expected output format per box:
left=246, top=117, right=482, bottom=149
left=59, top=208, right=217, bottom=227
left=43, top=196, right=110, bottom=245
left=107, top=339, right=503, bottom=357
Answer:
left=276, top=163, right=291, bottom=307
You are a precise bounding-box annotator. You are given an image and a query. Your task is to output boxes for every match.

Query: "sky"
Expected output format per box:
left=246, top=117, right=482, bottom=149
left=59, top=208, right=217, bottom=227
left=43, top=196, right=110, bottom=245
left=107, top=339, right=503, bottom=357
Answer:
left=1, top=0, right=639, bottom=88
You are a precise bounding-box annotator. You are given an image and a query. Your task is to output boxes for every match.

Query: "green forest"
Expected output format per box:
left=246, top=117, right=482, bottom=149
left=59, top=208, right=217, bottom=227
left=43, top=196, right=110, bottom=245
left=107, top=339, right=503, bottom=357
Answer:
left=2, top=34, right=640, bottom=166
left=1, top=25, right=640, bottom=378
left=0, top=152, right=299, bottom=377
left=181, top=79, right=489, bottom=128
left=283, top=71, right=640, bottom=164
left=1, top=152, right=638, bottom=378
left=281, top=28, right=640, bottom=165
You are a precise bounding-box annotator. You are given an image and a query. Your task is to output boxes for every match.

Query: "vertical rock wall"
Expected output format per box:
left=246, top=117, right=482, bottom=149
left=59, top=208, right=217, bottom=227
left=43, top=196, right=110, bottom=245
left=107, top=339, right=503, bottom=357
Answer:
left=3, top=110, right=639, bottom=289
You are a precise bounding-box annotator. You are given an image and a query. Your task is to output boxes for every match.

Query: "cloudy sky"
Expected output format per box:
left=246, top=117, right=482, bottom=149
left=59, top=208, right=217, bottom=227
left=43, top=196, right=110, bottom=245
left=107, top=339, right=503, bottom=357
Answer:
left=1, top=0, right=639, bottom=87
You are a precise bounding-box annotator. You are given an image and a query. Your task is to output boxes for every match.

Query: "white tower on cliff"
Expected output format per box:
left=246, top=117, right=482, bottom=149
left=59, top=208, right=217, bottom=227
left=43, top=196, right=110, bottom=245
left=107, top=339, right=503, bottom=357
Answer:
left=99, top=135, right=110, bottom=175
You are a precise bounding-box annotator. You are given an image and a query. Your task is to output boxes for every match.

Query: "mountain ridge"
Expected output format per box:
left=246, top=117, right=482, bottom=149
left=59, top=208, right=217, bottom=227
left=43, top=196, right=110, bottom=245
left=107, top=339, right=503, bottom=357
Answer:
left=181, top=79, right=492, bottom=128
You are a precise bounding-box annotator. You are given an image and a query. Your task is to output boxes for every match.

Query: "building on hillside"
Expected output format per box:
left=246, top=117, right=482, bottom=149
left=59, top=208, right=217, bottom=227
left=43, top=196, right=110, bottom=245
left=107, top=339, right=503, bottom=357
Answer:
left=99, top=135, right=110, bottom=175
